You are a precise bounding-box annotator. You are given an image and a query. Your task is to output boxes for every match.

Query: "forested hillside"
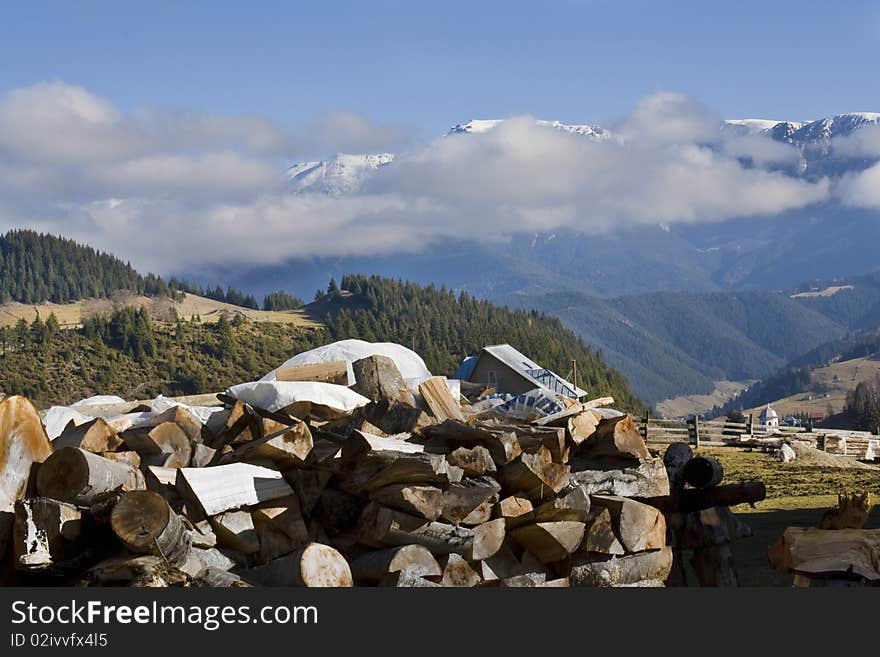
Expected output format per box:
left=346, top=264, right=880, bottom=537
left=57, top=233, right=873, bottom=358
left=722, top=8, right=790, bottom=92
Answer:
left=0, top=230, right=173, bottom=303
left=0, top=275, right=644, bottom=412
left=507, top=290, right=847, bottom=404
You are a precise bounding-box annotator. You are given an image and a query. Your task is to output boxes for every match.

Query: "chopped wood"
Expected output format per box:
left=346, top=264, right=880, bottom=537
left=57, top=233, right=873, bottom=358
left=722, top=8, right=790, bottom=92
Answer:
left=495, top=495, right=534, bottom=527
left=275, top=360, right=349, bottom=385
left=285, top=469, right=332, bottom=516
left=418, top=377, right=465, bottom=423
left=13, top=498, right=83, bottom=571
left=0, top=396, right=54, bottom=550
left=344, top=451, right=462, bottom=493
left=351, top=355, right=415, bottom=406
left=192, top=567, right=252, bottom=588
left=235, top=421, right=313, bottom=467
left=511, top=521, right=585, bottom=563
left=210, top=510, right=260, bottom=555
left=533, top=485, right=591, bottom=523
left=578, top=415, right=650, bottom=460
left=54, top=417, right=123, bottom=453
left=590, top=495, right=666, bottom=553
left=439, top=553, right=481, bottom=587
left=190, top=443, right=217, bottom=468
left=102, top=451, right=141, bottom=469
left=446, top=445, right=496, bottom=476
left=175, top=463, right=294, bottom=517
left=570, top=547, right=673, bottom=587
left=582, top=508, right=625, bottom=555
left=500, top=446, right=570, bottom=500
left=363, top=399, right=434, bottom=435
left=252, top=495, right=309, bottom=545
left=238, top=543, right=352, bottom=587
left=569, top=456, right=670, bottom=497
left=110, top=490, right=192, bottom=566
left=359, top=503, right=474, bottom=556
left=120, top=422, right=191, bottom=468
left=768, top=527, right=880, bottom=581
left=566, top=410, right=602, bottom=445
left=370, top=483, right=444, bottom=521
left=351, top=545, right=442, bottom=584
left=471, top=518, right=506, bottom=560
left=37, top=447, right=145, bottom=505
left=422, top=420, right=522, bottom=466
left=342, top=430, right=423, bottom=461
left=440, top=477, right=500, bottom=525
left=378, top=567, right=441, bottom=587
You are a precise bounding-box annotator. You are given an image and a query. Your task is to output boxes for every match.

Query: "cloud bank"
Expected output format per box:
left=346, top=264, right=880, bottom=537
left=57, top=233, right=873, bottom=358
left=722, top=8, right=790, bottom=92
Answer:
left=0, top=82, right=857, bottom=275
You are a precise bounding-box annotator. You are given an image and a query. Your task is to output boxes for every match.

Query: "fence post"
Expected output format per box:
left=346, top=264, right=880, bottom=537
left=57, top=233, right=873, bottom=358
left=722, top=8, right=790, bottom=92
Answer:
left=746, top=413, right=753, bottom=437
left=693, top=416, right=701, bottom=449
left=641, top=412, right=650, bottom=441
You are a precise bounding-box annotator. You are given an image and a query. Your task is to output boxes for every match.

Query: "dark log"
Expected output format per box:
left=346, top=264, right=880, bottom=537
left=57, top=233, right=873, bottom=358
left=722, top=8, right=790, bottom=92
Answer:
left=641, top=481, right=766, bottom=513
left=682, top=456, right=724, bottom=489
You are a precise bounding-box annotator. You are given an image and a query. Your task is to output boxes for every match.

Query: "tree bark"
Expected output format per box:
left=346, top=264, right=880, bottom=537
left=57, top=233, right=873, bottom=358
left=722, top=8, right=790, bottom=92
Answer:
left=37, top=447, right=145, bottom=505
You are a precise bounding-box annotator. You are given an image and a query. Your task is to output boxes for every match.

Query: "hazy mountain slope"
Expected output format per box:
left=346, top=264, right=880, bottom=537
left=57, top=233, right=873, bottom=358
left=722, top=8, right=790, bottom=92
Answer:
left=505, top=288, right=847, bottom=405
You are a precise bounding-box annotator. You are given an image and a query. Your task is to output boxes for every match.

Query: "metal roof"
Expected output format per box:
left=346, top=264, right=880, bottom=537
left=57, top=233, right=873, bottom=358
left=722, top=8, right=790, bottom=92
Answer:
left=481, top=344, right=588, bottom=398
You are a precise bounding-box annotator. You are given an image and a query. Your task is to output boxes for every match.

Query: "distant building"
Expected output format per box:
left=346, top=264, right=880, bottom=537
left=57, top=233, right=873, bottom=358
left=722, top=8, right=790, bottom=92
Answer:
left=759, top=404, right=779, bottom=428
left=454, top=344, right=587, bottom=399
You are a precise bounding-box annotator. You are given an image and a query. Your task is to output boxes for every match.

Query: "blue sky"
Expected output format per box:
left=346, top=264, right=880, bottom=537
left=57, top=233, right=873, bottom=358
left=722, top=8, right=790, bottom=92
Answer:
left=2, top=0, right=879, bottom=135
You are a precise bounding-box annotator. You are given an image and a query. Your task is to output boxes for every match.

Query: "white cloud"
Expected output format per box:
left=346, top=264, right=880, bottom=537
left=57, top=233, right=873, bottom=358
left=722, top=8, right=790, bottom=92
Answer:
left=0, top=83, right=841, bottom=274
left=837, top=162, right=880, bottom=208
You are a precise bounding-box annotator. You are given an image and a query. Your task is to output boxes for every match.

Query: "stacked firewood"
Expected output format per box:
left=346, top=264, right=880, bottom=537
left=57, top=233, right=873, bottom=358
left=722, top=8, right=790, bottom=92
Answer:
left=0, top=355, right=762, bottom=587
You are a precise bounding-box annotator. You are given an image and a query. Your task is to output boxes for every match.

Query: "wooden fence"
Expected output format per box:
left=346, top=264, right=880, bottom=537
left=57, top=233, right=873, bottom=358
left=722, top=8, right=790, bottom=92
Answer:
left=638, top=414, right=808, bottom=448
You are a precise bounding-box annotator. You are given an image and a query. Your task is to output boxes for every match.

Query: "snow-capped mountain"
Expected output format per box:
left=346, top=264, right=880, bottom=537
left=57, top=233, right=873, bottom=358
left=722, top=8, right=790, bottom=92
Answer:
left=448, top=118, right=612, bottom=140
left=286, top=113, right=880, bottom=194
left=724, top=113, right=880, bottom=145
left=286, top=152, right=394, bottom=195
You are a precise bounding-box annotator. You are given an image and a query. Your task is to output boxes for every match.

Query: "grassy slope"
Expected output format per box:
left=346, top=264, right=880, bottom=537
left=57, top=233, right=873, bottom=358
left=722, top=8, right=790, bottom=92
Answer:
left=0, top=293, right=318, bottom=329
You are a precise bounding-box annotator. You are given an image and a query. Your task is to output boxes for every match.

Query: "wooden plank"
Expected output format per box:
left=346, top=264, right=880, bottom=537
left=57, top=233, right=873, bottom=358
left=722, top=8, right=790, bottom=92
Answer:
left=274, top=360, right=349, bottom=385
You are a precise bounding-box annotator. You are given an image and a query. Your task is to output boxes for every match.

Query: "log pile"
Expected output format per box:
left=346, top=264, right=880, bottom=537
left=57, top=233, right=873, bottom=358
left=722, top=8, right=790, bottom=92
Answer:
left=0, top=352, right=735, bottom=588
